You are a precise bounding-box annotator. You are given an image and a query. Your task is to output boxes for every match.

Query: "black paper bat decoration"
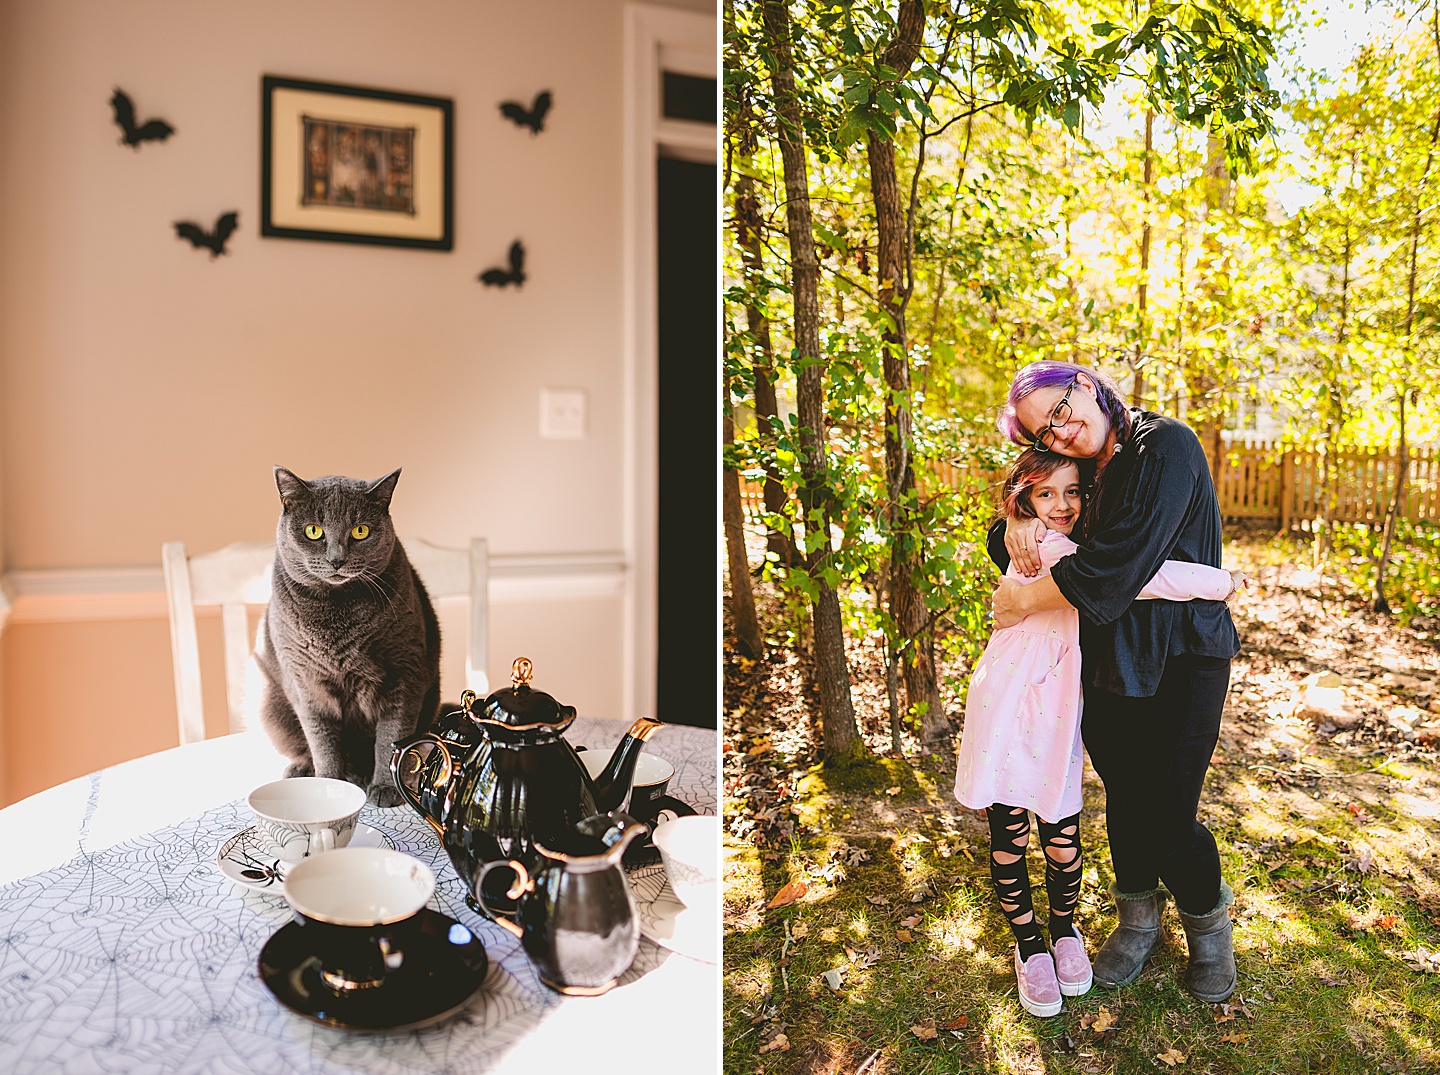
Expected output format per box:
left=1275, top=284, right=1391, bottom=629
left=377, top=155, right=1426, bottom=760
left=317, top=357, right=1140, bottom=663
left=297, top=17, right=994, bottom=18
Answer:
left=174, top=212, right=239, bottom=259
left=110, top=88, right=175, bottom=148
left=498, top=91, right=551, bottom=135
left=479, top=241, right=526, bottom=288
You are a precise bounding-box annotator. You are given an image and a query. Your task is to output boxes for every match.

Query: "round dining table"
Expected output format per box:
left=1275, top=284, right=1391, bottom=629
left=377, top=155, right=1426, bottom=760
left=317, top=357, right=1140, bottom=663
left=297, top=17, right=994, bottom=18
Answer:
left=0, top=718, right=718, bottom=1074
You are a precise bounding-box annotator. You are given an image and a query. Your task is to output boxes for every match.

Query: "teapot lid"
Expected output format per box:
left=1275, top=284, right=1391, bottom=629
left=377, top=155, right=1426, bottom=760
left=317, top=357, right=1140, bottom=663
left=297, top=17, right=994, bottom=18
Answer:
left=464, top=657, right=576, bottom=733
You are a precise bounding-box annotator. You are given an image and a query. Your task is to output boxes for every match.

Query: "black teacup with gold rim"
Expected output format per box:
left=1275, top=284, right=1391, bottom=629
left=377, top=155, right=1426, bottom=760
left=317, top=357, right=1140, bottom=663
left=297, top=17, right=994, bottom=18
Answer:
left=281, top=848, right=435, bottom=995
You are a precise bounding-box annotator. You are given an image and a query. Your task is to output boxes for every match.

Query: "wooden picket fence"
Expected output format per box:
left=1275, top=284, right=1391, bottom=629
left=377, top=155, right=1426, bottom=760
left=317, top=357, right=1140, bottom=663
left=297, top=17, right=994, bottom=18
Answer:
left=737, top=440, right=1440, bottom=532
left=1209, top=440, right=1440, bottom=530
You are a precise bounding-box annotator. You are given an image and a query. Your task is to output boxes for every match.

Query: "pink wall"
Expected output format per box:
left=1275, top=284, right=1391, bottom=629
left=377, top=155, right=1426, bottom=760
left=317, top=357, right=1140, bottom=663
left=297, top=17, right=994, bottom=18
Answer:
left=0, top=0, right=708, bottom=804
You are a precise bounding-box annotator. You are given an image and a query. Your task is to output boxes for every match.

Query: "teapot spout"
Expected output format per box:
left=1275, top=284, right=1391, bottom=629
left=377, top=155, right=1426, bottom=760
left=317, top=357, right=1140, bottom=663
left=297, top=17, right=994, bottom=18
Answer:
left=592, top=717, right=665, bottom=812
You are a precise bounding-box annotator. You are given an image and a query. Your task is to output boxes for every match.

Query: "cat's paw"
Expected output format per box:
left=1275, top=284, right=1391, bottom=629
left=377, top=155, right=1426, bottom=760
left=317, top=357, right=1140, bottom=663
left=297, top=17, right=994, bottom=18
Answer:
left=284, top=761, right=315, bottom=779
left=367, top=784, right=405, bottom=808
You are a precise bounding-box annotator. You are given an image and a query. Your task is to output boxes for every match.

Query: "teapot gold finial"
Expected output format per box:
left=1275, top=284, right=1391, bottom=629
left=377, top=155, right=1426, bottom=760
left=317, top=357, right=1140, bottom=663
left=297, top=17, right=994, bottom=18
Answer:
left=511, top=656, right=534, bottom=687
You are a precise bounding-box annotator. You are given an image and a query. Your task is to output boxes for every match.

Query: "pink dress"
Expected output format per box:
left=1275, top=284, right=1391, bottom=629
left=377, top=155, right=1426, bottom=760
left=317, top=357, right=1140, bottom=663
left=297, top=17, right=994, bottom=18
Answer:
left=954, top=528, right=1233, bottom=822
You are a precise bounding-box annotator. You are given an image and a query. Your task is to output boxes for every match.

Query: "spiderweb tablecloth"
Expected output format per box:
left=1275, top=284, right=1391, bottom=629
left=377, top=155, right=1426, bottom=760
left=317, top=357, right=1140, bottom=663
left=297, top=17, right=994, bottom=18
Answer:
left=0, top=719, right=715, bottom=1075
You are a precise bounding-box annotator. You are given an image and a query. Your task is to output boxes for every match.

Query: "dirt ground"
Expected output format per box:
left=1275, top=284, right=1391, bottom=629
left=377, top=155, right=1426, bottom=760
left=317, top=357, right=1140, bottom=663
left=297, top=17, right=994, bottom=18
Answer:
left=723, top=525, right=1440, bottom=1075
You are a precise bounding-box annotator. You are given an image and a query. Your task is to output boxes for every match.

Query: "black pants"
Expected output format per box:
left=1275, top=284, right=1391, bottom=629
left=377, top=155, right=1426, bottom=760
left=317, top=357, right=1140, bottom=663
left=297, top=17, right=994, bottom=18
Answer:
left=1081, top=653, right=1230, bottom=915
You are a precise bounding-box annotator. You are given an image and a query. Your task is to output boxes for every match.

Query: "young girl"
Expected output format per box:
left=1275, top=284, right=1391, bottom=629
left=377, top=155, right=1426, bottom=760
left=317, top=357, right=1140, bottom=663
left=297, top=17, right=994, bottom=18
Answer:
left=955, top=450, right=1239, bottom=1017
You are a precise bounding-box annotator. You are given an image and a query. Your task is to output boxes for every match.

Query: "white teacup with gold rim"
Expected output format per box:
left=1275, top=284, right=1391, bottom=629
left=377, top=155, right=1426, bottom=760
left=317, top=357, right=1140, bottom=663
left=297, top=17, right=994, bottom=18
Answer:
left=248, top=777, right=366, bottom=863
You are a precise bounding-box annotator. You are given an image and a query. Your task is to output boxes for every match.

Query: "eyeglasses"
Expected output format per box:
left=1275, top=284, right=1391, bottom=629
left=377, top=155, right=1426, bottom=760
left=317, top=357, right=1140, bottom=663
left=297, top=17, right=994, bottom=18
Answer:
left=1030, top=377, right=1078, bottom=453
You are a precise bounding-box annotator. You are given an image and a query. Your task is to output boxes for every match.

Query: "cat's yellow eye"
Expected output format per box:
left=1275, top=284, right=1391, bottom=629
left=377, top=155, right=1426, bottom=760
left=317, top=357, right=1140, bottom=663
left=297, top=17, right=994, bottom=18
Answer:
left=351, top=524, right=370, bottom=540
left=304, top=524, right=324, bottom=540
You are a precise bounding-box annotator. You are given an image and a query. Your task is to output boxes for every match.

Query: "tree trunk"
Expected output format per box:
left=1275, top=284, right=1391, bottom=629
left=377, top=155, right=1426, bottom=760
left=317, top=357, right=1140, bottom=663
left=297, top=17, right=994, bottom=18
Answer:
left=723, top=410, right=765, bottom=657
left=1193, top=132, right=1231, bottom=484
left=734, top=172, right=797, bottom=567
left=1319, top=227, right=1353, bottom=561
left=1372, top=392, right=1407, bottom=614
left=1374, top=86, right=1440, bottom=612
left=763, top=0, right=865, bottom=764
left=866, top=0, right=945, bottom=745
left=1134, top=109, right=1153, bottom=408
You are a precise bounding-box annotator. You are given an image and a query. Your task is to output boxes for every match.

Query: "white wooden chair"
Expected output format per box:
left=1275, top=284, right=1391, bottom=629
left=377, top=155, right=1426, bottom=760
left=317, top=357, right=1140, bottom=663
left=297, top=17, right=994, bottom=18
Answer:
left=162, top=537, right=489, bottom=746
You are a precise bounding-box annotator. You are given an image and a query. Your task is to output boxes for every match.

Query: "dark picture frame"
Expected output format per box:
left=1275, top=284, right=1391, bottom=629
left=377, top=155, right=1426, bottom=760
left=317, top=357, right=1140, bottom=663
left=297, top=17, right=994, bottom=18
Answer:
left=261, top=75, right=453, bottom=250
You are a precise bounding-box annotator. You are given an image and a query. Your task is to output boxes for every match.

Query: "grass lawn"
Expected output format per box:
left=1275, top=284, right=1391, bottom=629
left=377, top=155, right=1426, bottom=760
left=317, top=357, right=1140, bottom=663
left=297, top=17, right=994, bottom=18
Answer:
left=723, top=531, right=1440, bottom=1074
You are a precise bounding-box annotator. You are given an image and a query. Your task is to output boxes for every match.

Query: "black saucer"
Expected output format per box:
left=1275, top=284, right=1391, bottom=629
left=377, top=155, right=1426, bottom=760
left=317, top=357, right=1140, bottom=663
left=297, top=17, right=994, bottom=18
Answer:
left=259, top=908, right=488, bottom=1031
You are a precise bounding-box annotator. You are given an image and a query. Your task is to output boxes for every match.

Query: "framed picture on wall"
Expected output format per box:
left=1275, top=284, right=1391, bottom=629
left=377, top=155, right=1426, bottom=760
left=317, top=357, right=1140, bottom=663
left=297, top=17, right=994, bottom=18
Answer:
left=261, top=75, right=453, bottom=250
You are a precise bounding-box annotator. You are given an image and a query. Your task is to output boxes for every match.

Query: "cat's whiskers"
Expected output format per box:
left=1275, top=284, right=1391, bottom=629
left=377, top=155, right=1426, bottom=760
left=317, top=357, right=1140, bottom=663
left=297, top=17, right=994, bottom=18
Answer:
left=355, top=566, right=399, bottom=616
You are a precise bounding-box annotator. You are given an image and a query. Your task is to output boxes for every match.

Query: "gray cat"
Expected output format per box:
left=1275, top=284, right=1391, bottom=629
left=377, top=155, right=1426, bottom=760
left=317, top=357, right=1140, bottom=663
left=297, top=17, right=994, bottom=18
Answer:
left=255, top=466, right=440, bottom=806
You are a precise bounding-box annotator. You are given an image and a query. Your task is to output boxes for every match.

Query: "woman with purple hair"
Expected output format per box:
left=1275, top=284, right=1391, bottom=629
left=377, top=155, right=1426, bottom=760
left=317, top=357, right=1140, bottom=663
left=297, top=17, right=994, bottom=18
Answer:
left=985, top=359, right=1242, bottom=1003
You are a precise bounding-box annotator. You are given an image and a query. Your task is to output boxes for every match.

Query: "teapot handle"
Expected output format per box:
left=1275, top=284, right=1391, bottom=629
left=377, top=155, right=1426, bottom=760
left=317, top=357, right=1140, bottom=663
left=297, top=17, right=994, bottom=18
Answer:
left=388, top=732, right=453, bottom=831
left=475, top=860, right=531, bottom=939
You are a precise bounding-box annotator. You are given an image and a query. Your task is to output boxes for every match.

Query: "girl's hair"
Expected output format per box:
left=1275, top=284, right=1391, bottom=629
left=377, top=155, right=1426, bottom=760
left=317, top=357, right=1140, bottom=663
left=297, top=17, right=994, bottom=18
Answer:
left=996, top=361, right=1132, bottom=447
left=1001, top=449, right=1082, bottom=520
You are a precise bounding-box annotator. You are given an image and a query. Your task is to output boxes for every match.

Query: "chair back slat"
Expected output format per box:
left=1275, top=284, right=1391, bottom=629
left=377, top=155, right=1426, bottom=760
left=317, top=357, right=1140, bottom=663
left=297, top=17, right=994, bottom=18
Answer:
left=187, top=542, right=274, bottom=605
left=221, top=603, right=252, bottom=734
left=468, top=537, right=490, bottom=694
left=161, top=542, right=206, bottom=746
left=403, top=537, right=470, bottom=598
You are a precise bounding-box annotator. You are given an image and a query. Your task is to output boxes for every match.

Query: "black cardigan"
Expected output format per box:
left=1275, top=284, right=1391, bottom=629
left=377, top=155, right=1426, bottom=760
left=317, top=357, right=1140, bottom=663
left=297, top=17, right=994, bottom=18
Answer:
left=987, top=410, right=1240, bottom=697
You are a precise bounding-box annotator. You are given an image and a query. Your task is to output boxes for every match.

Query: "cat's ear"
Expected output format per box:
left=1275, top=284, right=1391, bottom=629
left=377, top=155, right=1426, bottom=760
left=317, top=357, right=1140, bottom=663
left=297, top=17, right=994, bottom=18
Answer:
left=366, top=468, right=402, bottom=509
left=274, top=466, right=311, bottom=508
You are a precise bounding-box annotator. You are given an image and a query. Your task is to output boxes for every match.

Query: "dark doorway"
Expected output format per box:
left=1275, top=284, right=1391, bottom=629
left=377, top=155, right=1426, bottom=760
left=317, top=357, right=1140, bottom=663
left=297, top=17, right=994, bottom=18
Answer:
left=656, top=153, right=717, bottom=729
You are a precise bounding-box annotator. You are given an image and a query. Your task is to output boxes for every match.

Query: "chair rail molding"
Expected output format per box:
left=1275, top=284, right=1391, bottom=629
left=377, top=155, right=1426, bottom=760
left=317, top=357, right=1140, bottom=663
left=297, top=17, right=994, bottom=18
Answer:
left=622, top=1, right=716, bottom=725
left=0, top=551, right=626, bottom=627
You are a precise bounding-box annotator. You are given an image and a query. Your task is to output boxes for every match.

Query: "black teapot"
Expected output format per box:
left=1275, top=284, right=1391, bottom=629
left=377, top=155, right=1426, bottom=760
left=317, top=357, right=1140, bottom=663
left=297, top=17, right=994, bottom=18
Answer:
left=390, top=657, right=663, bottom=911
left=476, top=811, right=647, bottom=995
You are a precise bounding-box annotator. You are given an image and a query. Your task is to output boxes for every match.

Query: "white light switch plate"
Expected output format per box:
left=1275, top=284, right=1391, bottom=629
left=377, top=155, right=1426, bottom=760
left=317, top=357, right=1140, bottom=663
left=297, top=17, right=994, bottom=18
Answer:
left=539, top=387, right=587, bottom=439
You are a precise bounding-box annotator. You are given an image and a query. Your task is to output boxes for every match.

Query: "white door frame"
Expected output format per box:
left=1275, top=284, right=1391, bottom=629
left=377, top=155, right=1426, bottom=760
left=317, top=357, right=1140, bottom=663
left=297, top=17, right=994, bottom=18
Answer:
left=622, top=3, right=717, bottom=721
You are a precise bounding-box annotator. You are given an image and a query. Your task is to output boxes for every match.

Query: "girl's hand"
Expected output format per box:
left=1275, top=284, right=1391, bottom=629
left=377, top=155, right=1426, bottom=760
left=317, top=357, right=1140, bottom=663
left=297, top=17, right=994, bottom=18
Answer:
left=1226, top=569, right=1249, bottom=601
left=1003, top=515, right=1047, bottom=577
left=992, top=577, right=1027, bottom=628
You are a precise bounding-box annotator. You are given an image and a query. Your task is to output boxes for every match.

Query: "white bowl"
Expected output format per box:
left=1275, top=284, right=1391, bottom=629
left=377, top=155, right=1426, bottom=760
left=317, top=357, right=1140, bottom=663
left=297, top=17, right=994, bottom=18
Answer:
left=651, top=815, right=719, bottom=915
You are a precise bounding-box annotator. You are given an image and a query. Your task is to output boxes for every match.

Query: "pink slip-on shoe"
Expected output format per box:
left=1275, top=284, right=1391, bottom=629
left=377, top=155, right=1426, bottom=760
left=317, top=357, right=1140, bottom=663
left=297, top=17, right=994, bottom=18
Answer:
left=1014, top=947, right=1063, bottom=1017
left=1053, top=935, right=1093, bottom=996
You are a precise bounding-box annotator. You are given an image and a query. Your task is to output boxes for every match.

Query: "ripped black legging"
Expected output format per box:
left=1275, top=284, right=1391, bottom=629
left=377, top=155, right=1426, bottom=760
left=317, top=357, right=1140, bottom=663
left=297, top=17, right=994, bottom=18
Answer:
left=988, top=805, right=1083, bottom=959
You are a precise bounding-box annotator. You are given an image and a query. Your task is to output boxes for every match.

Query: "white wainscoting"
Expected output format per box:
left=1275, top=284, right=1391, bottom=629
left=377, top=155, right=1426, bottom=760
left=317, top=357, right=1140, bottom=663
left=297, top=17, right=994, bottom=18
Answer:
left=0, top=551, right=626, bottom=627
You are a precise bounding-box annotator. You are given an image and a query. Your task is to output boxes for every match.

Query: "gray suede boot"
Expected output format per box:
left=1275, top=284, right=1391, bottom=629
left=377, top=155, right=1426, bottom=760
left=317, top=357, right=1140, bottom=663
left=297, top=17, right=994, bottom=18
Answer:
left=1176, top=882, right=1237, bottom=1002
left=1093, top=885, right=1166, bottom=988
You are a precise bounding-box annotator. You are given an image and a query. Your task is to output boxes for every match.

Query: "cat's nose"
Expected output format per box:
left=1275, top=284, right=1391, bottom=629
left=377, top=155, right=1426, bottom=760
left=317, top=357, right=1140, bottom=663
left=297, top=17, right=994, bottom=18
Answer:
left=327, top=555, right=345, bottom=569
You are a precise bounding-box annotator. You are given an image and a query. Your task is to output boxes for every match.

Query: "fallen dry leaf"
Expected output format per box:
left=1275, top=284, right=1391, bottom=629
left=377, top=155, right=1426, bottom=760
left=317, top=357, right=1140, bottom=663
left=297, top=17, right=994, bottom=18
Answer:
left=1403, top=946, right=1440, bottom=973
left=790, top=921, right=809, bottom=940
left=865, top=894, right=891, bottom=907
left=942, top=1014, right=969, bottom=1030
left=1373, top=915, right=1399, bottom=931
left=747, top=741, right=773, bottom=757
left=1219, top=1032, right=1250, bottom=1044
left=1081, top=1007, right=1118, bottom=1033
left=896, top=929, right=913, bottom=942
left=1156, top=1047, right=1186, bottom=1066
left=822, top=968, right=845, bottom=991
left=766, top=880, right=808, bottom=909
left=910, top=1021, right=938, bottom=1041
left=759, top=1033, right=789, bottom=1054
left=900, top=913, right=923, bottom=929
left=886, top=786, right=902, bottom=796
